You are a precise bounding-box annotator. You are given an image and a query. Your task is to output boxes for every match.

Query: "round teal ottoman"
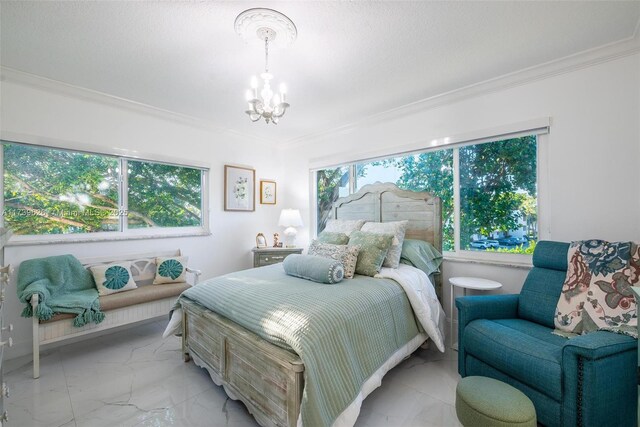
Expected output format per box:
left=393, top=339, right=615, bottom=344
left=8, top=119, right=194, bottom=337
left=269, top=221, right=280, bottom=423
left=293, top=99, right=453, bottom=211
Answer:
left=455, top=376, right=537, bottom=427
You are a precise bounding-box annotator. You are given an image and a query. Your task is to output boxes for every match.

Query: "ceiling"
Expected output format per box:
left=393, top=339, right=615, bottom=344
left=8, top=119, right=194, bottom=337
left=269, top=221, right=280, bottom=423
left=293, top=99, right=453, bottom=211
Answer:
left=1, top=1, right=639, bottom=144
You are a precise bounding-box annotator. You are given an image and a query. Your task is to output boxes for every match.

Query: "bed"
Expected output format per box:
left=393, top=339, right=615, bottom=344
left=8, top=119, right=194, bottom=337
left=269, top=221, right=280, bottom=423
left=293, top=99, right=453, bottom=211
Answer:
left=177, top=182, right=444, bottom=427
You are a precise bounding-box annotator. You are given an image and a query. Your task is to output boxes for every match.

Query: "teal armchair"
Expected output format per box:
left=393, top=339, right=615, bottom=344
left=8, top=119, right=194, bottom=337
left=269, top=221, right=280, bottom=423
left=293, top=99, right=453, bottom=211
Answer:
left=456, top=241, right=637, bottom=427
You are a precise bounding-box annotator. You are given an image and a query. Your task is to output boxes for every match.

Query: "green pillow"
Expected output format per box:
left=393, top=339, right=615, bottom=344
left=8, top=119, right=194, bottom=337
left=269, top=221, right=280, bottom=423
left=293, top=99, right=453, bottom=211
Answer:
left=399, top=239, right=443, bottom=276
left=348, top=231, right=394, bottom=277
left=317, top=231, right=350, bottom=245
left=283, top=254, right=344, bottom=284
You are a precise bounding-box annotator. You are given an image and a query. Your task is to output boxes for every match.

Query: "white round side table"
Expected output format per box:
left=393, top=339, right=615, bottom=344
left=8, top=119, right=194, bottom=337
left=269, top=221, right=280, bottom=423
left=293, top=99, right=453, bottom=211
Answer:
left=450, top=276, right=502, bottom=351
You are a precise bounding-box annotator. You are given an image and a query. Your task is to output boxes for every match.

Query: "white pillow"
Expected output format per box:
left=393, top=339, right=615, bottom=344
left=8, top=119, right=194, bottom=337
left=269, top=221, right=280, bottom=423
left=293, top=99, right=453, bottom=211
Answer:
left=90, top=262, right=138, bottom=296
left=360, top=220, right=408, bottom=268
left=323, top=219, right=366, bottom=236
left=153, top=256, right=189, bottom=284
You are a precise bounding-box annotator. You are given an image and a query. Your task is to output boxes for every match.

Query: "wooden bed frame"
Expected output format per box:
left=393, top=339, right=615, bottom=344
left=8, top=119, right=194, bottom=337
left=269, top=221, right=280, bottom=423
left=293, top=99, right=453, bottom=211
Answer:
left=181, top=183, right=442, bottom=427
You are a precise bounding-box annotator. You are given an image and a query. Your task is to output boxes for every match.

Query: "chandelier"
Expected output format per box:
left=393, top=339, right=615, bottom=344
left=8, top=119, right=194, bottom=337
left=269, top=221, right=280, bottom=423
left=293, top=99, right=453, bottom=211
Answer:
left=234, top=9, right=297, bottom=125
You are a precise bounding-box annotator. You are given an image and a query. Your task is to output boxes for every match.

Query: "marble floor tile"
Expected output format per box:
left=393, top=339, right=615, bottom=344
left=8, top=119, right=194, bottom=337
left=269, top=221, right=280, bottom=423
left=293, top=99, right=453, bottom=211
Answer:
left=4, top=319, right=462, bottom=427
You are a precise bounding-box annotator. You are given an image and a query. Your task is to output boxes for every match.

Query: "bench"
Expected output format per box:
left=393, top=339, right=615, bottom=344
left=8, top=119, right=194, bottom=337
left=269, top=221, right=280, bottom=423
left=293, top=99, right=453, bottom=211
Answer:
left=30, top=249, right=201, bottom=378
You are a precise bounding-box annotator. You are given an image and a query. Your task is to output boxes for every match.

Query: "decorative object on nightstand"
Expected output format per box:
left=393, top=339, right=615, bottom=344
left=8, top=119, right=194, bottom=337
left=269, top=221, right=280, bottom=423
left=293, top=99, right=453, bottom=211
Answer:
left=450, top=276, right=502, bottom=350
left=278, top=209, right=303, bottom=248
left=256, top=233, right=267, bottom=248
left=273, top=233, right=282, bottom=247
left=252, top=247, right=303, bottom=268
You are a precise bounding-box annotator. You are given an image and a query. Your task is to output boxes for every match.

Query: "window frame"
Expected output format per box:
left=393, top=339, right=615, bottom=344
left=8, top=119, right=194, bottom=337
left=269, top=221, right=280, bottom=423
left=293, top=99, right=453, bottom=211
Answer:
left=1, top=137, right=210, bottom=245
left=310, top=121, right=549, bottom=264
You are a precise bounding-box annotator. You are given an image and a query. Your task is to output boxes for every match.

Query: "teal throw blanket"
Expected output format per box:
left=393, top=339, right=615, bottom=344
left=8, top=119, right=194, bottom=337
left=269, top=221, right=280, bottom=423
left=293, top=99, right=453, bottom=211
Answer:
left=18, top=254, right=104, bottom=327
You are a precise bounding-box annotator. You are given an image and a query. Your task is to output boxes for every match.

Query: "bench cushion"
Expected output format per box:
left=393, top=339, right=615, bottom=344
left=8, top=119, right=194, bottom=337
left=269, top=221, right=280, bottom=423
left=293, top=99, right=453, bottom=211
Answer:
left=40, top=282, right=190, bottom=324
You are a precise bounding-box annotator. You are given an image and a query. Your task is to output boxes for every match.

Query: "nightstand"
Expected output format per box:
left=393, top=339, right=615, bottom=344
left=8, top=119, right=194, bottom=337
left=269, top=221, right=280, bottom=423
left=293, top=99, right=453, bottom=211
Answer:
left=252, top=247, right=303, bottom=267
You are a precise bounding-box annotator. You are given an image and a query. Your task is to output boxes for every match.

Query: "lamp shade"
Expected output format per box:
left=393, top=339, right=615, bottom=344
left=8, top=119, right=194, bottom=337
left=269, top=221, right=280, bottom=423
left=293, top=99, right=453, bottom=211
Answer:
left=278, top=209, right=303, bottom=227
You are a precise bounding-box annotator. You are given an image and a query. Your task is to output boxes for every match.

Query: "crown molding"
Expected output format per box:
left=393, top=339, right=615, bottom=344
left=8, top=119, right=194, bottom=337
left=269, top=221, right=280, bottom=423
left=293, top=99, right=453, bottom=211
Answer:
left=0, top=67, right=278, bottom=145
left=278, top=32, right=640, bottom=150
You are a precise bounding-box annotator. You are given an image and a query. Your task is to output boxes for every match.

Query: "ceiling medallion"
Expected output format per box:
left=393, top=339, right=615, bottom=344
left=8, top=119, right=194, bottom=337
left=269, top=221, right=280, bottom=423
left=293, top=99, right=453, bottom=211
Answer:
left=234, top=8, right=297, bottom=125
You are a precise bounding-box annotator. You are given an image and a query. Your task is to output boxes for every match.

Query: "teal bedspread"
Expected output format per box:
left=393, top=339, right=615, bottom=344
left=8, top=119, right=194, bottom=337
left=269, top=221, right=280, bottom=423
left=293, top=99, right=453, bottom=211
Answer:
left=180, top=264, right=421, bottom=427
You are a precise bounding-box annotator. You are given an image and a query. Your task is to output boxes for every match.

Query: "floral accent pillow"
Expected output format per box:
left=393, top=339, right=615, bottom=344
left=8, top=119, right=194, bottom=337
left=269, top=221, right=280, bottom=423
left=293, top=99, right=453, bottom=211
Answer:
left=554, top=240, right=639, bottom=337
left=90, top=262, right=138, bottom=296
left=361, top=220, right=408, bottom=268
left=317, top=231, right=350, bottom=245
left=347, top=231, right=395, bottom=277
left=153, top=256, right=189, bottom=284
left=323, top=219, right=366, bottom=236
left=308, top=241, right=360, bottom=279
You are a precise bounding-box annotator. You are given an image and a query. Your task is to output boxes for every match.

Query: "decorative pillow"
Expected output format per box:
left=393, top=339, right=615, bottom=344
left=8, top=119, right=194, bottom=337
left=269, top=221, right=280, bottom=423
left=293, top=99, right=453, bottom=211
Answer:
left=361, top=220, right=408, bottom=268
left=283, top=254, right=344, bottom=284
left=90, top=262, right=138, bottom=296
left=554, top=240, right=640, bottom=338
left=317, top=231, right=350, bottom=245
left=308, top=241, right=360, bottom=278
left=323, top=219, right=366, bottom=236
left=347, top=231, right=394, bottom=277
left=154, top=256, right=188, bottom=284
left=399, top=239, right=443, bottom=276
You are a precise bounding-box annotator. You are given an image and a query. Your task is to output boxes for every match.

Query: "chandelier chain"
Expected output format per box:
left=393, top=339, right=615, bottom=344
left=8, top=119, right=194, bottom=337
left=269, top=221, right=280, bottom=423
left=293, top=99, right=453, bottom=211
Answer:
left=264, top=37, right=269, bottom=73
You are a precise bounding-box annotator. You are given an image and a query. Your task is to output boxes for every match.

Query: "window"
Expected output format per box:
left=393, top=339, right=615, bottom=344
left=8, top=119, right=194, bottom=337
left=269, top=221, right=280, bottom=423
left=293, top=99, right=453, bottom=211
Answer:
left=127, top=160, right=202, bottom=229
left=2, top=141, right=208, bottom=238
left=459, top=136, right=537, bottom=252
left=314, top=134, right=538, bottom=256
left=355, top=151, right=455, bottom=251
left=316, top=166, right=349, bottom=233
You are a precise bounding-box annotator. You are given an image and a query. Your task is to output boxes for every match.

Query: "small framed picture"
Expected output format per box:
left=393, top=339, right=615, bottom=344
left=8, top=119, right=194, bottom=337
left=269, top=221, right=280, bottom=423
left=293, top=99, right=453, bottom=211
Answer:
left=260, top=180, right=277, bottom=205
left=224, top=165, right=255, bottom=212
left=256, top=233, right=267, bottom=248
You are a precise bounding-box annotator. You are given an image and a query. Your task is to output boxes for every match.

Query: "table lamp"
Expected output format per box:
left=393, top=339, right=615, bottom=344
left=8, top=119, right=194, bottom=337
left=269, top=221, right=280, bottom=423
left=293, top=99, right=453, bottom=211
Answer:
left=278, top=209, right=303, bottom=248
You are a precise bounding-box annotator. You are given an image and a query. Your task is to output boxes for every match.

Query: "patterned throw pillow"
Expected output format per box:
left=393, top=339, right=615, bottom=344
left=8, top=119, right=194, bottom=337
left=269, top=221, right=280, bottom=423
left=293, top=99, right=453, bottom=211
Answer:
left=153, top=256, right=188, bottom=284
left=90, top=262, right=138, bottom=296
left=554, top=240, right=640, bottom=337
left=347, top=231, right=395, bottom=277
left=361, top=220, right=408, bottom=268
left=308, top=241, right=360, bottom=279
left=323, top=219, right=366, bottom=236
left=317, top=231, right=350, bottom=245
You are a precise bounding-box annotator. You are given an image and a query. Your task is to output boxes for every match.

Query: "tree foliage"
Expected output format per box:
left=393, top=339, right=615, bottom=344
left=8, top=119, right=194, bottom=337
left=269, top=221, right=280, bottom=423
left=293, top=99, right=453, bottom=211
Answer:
left=380, top=150, right=455, bottom=250
left=322, top=136, right=538, bottom=252
left=127, top=161, right=201, bottom=228
left=3, top=143, right=202, bottom=235
left=316, top=167, right=348, bottom=233
left=458, top=136, right=537, bottom=248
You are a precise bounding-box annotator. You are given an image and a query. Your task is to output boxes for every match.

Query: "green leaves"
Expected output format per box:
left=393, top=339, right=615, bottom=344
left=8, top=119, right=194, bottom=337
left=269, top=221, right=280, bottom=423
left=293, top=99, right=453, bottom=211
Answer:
left=3, top=143, right=203, bottom=235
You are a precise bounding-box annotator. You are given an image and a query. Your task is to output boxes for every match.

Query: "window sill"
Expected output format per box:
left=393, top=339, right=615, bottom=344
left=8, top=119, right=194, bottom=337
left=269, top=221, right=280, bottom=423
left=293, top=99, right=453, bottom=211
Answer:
left=443, top=253, right=533, bottom=270
left=6, top=229, right=211, bottom=247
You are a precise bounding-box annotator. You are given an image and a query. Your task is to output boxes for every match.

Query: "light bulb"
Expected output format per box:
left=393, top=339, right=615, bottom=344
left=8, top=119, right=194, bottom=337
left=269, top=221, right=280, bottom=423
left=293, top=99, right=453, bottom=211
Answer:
left=245, top=89, right=253, bottom=101
left=250, top=76, right=258, bottom=89
left=279, top=83, right=287, bottom=102
left=273, top=94, right=281, bottom=106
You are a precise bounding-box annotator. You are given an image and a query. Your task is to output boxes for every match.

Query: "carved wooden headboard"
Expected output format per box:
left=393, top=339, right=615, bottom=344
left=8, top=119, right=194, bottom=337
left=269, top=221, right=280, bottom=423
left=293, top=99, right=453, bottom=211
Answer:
left=331, top=182, right=443, bottom=297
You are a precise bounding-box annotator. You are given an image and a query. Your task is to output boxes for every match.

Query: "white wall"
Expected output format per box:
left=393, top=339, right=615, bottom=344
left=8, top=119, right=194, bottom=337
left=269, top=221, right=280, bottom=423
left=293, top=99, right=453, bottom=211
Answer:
left=0, top=77, right=285, bottom=358
left=281, top=52, right=640, bottom=342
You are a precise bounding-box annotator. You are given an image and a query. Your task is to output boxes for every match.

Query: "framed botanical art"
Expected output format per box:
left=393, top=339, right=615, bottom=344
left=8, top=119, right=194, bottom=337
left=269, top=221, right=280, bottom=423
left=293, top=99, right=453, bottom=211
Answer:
left=224, top=165, right=255, bottom=211
left=260, top=180, right=277, bottom=205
